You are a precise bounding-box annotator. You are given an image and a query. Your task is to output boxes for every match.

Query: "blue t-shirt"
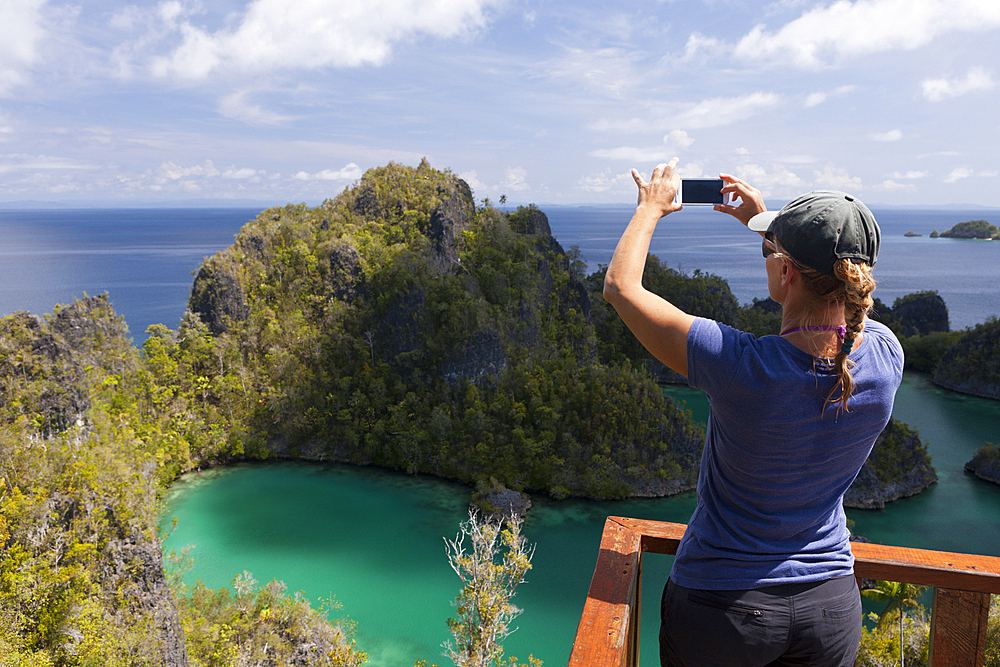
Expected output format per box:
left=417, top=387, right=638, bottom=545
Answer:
left=669, top=318, right=903, bottom=590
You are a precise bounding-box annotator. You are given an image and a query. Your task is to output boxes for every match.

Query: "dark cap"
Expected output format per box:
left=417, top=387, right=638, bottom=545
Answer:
left=748, top=190, right=880, bottom=276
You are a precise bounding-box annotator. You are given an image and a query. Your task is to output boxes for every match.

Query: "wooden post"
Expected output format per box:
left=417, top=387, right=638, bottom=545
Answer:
left=929, top=588, right=991, bottom=667
left=568, top=518, right=642, bottom=667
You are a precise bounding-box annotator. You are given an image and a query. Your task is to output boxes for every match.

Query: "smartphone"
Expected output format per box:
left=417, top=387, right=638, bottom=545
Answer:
left=678, top=178, right=724, bottom=206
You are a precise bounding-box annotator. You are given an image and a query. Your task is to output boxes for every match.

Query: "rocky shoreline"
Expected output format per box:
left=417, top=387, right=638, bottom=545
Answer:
left=964, top=445, right=1000, bottom=485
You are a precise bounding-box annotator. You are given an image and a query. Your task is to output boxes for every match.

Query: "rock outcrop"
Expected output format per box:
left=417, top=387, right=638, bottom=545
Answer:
left=844, top=418, right=938, bottom=509
left=932, top=319, right=1000, bottom=400
left=965, top=444, right=1000, bottom=485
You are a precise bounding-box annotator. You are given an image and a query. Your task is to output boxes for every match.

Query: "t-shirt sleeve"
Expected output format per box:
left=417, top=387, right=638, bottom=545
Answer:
left=686, top=317, right=745, bottom=401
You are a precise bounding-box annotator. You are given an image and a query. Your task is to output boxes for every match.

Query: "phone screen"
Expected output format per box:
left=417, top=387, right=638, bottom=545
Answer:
left=681, top=178, right=724, bottom=206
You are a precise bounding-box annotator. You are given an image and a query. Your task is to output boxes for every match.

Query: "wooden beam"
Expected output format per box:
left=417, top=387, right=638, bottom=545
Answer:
left=929, top=588, right=991, bottom=667
left=852, top=542, right=1000, bottom=594
left=568, top=518, right=642, bottom=667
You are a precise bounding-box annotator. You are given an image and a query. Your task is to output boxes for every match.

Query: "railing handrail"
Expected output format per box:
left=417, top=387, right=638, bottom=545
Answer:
left=569, top=516, right=1000, bottom=667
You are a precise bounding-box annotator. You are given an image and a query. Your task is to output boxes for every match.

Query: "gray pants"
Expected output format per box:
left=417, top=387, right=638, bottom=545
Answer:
left=659, top=575, right=862, bottom=667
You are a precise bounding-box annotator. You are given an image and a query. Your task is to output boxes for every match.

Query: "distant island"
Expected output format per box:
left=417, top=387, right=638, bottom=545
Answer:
left=904, top=230, right=921, bottom=237
left=937, top=219, right=999, bottom=240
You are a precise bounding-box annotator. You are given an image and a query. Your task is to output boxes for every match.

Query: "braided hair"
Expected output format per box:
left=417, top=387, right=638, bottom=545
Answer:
left=795, top=258, right=877, bottom=414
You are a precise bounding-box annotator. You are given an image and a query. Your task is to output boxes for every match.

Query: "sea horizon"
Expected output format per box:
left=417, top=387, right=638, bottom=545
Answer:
left=2, top=205, right=999, bottom=340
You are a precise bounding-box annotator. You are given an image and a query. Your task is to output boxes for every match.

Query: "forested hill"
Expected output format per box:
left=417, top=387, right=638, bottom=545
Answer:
left=184, top=160, right=705, bottom=500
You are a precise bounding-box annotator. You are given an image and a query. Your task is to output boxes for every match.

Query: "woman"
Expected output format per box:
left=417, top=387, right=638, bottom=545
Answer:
left=603, top=159, right=903, bottom=667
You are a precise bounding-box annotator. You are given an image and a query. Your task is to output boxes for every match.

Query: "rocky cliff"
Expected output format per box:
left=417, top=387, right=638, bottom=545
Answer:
left=965, top=443, right=1000, bottom=485
left=843, top=418, right=938, bottom=509
left=0, top=295, right=187, bottom=665
left=932, top=318, right=1000, bottom=400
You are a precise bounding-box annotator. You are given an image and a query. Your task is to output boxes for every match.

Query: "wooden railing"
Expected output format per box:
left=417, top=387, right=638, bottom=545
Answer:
left=568, top=517, right=1000, bottom=667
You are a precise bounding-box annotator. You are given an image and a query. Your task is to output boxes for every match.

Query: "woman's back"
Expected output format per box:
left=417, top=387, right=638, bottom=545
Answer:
left=671, top=318, right=903, bottom=589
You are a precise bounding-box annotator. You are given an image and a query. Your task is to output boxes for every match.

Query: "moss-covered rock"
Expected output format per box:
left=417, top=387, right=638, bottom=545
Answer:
left=965, top=442, right=1000, bottom=485
left=844, top=418, right=937, bottom=509
left=932, top=318, right=1000, bottom=400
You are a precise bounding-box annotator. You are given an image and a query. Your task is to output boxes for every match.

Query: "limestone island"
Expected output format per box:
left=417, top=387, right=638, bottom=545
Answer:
left=938, top=219, right=1000, bottom=240
left=965, top=443, right=1000, bottom=486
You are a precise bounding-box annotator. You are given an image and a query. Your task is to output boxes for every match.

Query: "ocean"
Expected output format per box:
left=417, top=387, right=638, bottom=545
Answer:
left=2, top=205, right=997, bottom=337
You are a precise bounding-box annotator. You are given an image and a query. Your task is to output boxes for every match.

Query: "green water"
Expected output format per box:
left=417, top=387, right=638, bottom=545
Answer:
left=160, top=373, right=1000, bottom=666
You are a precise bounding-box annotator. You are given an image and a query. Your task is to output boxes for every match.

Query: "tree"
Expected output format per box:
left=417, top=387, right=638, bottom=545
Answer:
left=443, top=510, right=540, bottom=667
left=862, top=580, right=926, bottom=667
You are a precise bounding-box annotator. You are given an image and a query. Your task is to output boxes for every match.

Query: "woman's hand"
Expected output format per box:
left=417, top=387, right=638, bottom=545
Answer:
left=715, top=173, right=766, bottom=228
left=632, top=158, right=683, bottom=219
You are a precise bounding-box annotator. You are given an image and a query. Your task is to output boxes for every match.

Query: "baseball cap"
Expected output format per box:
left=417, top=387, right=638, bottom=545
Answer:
left=748, top=190, right=880, bottom=277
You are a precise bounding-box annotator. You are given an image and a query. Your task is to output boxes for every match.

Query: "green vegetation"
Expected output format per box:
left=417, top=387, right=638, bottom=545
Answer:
left=857, top=590, right=1000, bottom=667
left=844, top=418, right=937, bottom=509
left=970, top=442, right=1000, bottom=465
left=932, top=317, right=1000, bottom=400
left=443, top=511, right=539, bottom=667
left=168, top=558, right=368, bottom=667
left=856, top=605, right=930, bottom=667
left=965, top=441, right=1000, bottom=483
left=939, top=219, right=1000, bottom=239
left=861, top=581, right=927, bottom=667
left=0, top=297, right=185, bottom=665
left=176, top=161, right=704, bottom=499
left=872, top=291, right=949, bottom=339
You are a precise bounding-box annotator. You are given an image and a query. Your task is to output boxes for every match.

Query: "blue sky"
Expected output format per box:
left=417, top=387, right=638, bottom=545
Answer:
left=1, top=0, right=998, bottom=207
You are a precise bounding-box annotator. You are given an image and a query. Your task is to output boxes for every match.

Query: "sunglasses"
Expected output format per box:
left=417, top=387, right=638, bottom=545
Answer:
left=761, top=232, right=787, bottom=259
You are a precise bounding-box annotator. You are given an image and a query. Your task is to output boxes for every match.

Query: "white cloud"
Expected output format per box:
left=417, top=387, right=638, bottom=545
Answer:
left=674, top=163, right=707, bottom=178
left=663, top=129, right=695, bottom=149
left=876, top=180, right=915, bottom=191
left=578, top=169, right=632, bottom=193
left=922, top=67, right=995, bottom=101
left=293, top=164, right=363, bottom=181
left=889, top=170, right=928, bottom=179
left=804, top=92, right=827, bottom=107
left=733, top=0, right=1000, bottom=69
left=500, top=166, right=529, bottom=192
left=732, top=162, right=806, bottom=198
left=682, top=32, right=727, bottom=61
left=156, top=159, right=221, bottom=180
left=458, top=169, right=486, bottom=195
left=0, top=0, right=46, bottom=94
left=813, top=164, right=862, bottom=192
left=870, top=129, right=903, bottom=142
left=540, top=46, right=641, bottom=98
left=804, top=85, right=856, bottom=107
left=219, top=91, right=292, bottom=125
left=151, top=0, right=503, bottom=79
left=590, top=146, right=676, bottom=162
left=587, top=117, right=647, bottom=133
left=671, top=92, right=782, bottom=129
left=0, top=153, right=97, bottom=173
left=941, top=167, right=997, bottom=183
left=222, top=167, right=262, bottom=180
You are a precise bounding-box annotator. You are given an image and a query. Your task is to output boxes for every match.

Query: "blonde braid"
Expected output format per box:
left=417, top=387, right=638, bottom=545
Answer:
left=827, top=259, right=876, bottom=412
left=786, top=252, right=876, bottom=414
